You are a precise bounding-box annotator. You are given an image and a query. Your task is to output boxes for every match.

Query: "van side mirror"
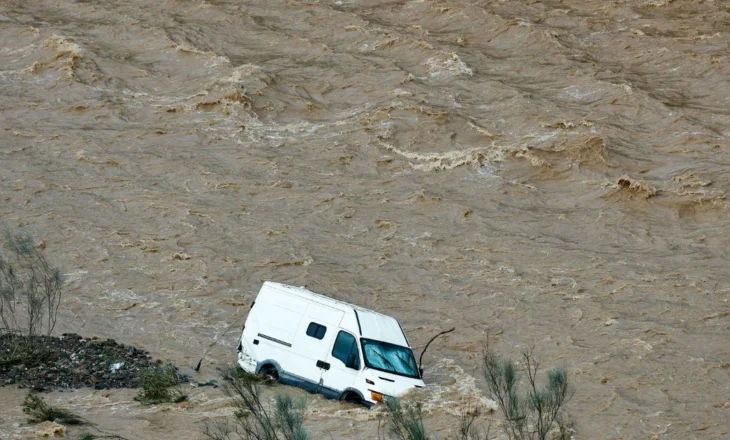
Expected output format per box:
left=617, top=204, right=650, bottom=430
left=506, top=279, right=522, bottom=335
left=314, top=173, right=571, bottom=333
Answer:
left=346, top=353, right=360, bottom=370
left=419, top=367, right=424, bottom=378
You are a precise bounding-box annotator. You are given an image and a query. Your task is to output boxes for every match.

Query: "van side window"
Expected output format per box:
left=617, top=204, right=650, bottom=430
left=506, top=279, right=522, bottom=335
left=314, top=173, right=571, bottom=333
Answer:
left=332, top=331, right=360, bottom=370
left=306, top=322, right=326, bottom=340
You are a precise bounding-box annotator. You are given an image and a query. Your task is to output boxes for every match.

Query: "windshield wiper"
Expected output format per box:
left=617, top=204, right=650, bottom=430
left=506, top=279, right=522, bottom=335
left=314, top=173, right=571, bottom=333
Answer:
left=395, top=353, right=416, bottom=373
left=370, top=349, right=398, bottom=373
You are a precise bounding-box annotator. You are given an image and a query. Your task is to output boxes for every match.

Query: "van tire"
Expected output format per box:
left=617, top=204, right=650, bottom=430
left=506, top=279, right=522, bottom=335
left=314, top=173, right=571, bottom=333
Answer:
left=259, top=364, right=279, bottom=383
left=340, top=391, right=363, bottom=405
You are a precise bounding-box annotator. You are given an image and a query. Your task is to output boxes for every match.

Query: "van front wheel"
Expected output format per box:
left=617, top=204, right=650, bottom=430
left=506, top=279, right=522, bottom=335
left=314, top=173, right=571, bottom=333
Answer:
left=340, top=391, right=362, bottom=405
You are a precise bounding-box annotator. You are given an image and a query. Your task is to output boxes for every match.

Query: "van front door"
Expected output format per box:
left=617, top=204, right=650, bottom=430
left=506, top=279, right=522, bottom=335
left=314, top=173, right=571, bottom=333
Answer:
left=320, top=330, right=360, bottom=399
left=289, top=303, right=343, bottom=393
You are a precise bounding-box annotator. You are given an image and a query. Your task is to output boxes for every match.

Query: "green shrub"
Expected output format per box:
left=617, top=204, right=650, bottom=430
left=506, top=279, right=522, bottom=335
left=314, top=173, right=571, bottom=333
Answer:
left=22, top=393, right=86, bottom=425
left=135, top=363, right=187, bottom=404
left=202, top=368, right=308, bottom=440
left=220, top=365, right=268, bottom=384
left=482, top=346, right=571, bottom=440
left=379, top=397, right=428, bottom=440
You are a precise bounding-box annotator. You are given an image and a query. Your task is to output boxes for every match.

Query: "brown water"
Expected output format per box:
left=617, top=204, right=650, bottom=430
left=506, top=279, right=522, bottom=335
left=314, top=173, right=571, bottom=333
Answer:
left=2, top=0, right=730, bottom=438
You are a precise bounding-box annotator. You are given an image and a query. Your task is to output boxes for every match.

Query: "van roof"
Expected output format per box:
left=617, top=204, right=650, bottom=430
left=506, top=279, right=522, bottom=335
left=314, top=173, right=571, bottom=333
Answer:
left=263, top=282, right=409, bottom=347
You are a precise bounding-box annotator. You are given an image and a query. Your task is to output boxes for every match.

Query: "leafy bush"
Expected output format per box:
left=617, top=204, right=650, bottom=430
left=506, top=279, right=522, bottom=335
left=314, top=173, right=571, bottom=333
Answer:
left=135, top=363, right=187, bottom=404
left=22, top=393, right=86, bottom=425
left=376, top=343, right=572, bottom=440
left=377, top=398, right=490, bottom=440
left=221, top=365, right=268, bottom=384
left=0, top=229, right=63, bottom=349
left=378, top=397, right=427, bottom=440
left=202, top=367, right=308, bottom=440
left=482, top=346, right=571, bottom=440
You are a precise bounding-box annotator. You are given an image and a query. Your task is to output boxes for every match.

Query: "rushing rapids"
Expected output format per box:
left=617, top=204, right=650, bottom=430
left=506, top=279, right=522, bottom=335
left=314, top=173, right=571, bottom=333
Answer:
left=1, top=0, right=729, bottom=438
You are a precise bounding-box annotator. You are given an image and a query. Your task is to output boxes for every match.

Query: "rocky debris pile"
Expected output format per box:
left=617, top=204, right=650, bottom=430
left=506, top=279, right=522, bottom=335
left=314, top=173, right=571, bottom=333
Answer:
left=0, top=333, right=157, bottom=391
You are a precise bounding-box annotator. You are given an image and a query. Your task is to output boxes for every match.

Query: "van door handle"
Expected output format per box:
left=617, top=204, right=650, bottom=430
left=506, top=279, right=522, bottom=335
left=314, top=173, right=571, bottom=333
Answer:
left=316, top=360, right=330, bottom=370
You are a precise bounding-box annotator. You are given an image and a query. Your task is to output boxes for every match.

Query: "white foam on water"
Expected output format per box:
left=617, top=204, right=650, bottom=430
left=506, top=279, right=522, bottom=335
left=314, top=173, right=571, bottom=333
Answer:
left=306, top=358, right=495, bottom=422
left=560, top=84, right=604, bottom=101
left=379, top=140, right=506, bottom=171
left=224, top=64, right=264, bottom=83
left=425, top=53, right=473, bottom=78
left=63, top=269, right=89, bottom=282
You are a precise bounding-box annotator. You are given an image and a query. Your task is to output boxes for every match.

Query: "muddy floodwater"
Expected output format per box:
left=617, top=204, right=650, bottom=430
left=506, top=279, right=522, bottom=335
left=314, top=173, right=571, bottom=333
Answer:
left=1, top=0, right=730, bottom=438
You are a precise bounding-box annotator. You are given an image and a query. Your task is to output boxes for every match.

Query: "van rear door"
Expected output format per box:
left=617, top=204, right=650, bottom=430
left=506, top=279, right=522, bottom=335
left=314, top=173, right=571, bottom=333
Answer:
left=290, top=302, right=344, bottom=392
left=252, top=287, right=310, bottom=347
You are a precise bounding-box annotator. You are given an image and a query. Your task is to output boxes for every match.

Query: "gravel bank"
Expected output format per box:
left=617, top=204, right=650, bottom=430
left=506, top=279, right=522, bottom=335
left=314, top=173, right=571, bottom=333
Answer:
left=0, top=333, right=156, bottom=391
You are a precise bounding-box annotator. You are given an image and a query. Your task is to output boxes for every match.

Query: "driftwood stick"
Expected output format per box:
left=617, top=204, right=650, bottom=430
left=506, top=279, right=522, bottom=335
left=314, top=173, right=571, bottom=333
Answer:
left=418, top=327, right=455, bottom=373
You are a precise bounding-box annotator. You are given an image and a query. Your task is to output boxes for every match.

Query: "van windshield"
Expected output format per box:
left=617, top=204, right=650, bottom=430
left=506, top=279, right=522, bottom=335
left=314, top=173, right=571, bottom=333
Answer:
left=361, top=338, right=420, bottom=378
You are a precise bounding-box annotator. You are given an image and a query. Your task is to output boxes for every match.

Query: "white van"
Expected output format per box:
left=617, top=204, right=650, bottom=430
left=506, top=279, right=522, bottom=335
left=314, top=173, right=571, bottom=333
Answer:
left=237, top=282, right=425, bottom=407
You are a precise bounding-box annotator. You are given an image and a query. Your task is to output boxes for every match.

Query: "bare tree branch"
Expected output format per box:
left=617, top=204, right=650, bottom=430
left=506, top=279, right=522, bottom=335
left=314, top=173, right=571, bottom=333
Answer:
left=0, top=228, right=63, bottom=350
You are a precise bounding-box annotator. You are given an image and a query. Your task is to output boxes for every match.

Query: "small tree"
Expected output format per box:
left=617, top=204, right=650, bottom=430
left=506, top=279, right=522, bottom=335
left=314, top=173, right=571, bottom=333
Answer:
left=0, top=229, right=62, bottom=347
left=202, top=368, right=308, bottom=440
left=482, top=345, right=571, bottom=440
